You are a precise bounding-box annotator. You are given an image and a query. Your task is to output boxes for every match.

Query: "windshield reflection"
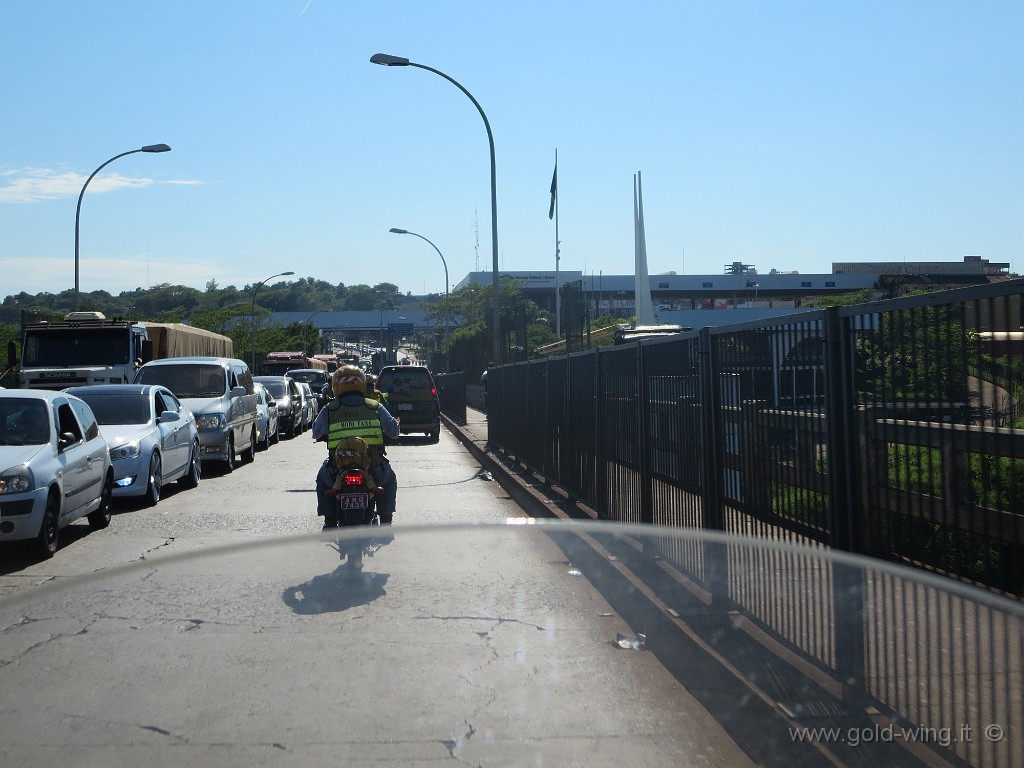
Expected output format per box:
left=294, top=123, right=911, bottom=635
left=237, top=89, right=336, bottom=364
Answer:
left=1, top=522, right=1021, bottom=767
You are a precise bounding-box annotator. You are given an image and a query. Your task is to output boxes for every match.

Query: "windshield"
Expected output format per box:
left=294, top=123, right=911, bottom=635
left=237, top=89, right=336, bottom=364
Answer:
left=72, top=392, right=150, bottom=425
left=2, top=523, right=1022, bottom=767
left=22, top=327, right=130, bottom=367
left=0, top=398, right=49, bottom=445
left=257, top=380, right=288, bottom=399
left=378, top=369, right=432, bottom=396
left=136, top=365, right=225, bottom=398
left=287, top=371, right=326, bottom=386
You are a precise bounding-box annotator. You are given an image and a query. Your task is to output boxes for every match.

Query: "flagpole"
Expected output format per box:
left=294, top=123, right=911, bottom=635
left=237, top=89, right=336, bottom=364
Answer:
left=551, top=149, right=560, bottom=338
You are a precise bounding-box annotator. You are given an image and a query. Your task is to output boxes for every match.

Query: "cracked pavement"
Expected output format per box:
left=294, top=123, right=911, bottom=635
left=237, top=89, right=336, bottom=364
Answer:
left=0, top=419, right=755, bottom=766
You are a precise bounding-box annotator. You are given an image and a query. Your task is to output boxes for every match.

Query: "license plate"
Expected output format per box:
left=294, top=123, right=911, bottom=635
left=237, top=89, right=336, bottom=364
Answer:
left=398, top=403, right=413, bottom=411
left=339, top=493, right=368, bottom=509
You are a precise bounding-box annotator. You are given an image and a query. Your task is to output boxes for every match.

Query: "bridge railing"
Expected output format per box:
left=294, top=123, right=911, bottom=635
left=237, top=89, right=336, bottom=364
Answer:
left=483, top=278, right=1024, bottom=767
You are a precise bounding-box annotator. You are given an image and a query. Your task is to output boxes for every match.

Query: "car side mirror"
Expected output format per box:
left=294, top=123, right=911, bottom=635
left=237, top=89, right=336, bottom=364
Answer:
left=58, top=432, right=78, bottom=451
left=267, top=398, right=277, bottom=408
left=230, top=386, right=246, bottom=398
left=158, top=410, right=182, bottom=424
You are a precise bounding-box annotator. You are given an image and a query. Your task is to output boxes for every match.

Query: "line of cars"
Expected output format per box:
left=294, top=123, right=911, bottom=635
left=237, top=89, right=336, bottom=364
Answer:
left=0, top=356, right=322, bottom=559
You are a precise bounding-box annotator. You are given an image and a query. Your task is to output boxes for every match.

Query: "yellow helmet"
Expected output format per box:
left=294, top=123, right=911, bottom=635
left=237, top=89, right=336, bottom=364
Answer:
left=332, top=364, right=366, bottom=397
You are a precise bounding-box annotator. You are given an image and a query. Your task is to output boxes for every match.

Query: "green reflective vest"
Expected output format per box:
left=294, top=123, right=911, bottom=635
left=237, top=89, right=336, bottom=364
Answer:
left=326, top=398, right=385, bottom=465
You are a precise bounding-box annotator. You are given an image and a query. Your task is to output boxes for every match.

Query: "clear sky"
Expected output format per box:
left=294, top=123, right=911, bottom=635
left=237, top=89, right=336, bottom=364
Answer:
left=1, top=1, right=1021, bottom=300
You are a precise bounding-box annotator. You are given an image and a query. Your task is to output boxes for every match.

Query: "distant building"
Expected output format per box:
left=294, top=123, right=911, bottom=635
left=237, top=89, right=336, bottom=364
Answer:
left=448, top=258, right=1018, bottom=331
left=832, top=255, right=1010, bottom=277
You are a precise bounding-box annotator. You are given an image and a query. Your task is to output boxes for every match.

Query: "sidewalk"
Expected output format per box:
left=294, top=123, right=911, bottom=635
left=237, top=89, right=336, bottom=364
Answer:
left=445, top=405, right=490, bottom=456
left=442, top=407, right=583, bottom=522
left=439, top=407, right=959, bottom=768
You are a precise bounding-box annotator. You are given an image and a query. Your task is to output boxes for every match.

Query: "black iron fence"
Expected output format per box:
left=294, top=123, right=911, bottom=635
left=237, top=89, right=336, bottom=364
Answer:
left=433, top=371, right=466, bottom=426
left=483, top=279, right=1024, bottom=767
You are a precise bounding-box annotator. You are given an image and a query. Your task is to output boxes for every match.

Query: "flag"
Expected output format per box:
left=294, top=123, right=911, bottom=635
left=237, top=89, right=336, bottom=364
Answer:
left=548, top=162, right=557, bottom=220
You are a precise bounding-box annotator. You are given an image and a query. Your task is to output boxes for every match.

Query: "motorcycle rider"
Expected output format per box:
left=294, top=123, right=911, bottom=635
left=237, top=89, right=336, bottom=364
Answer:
left=313, top=365, right=401, bottom=527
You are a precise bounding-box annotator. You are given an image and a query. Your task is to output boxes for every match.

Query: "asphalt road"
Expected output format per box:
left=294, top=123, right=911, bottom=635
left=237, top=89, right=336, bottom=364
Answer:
left=0, top=422, right=522, bottom=594
left=0, top=421, right=758, bottom=767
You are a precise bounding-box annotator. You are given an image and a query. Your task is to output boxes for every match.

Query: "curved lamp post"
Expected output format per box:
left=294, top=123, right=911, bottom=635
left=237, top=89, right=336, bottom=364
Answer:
left=304, top=310, right=324, bottom=354
left=389, top=228, right=449, bottom=371
left=74, top=143, right=171, bottom=311
left=371, top=53, right=500, bottom=364
left=250, top=271, right=295, bottom=370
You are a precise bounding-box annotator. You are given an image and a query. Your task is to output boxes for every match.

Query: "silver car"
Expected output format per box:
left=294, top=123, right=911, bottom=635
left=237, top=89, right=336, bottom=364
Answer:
left=0, top=389, right=113, bottom=558
left=254, top=381, right=279, bottom=450
left=66, top=385, right=201, bottom=506
left=298, top=382, right=318, bottom=428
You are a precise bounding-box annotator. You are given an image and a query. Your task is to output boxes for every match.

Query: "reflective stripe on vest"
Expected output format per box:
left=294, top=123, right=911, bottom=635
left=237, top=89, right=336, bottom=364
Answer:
left=326, top=399, right=383, bottom=453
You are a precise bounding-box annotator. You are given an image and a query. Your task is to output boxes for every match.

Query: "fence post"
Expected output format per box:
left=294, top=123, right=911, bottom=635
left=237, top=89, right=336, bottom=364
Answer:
left=700, top=327, right=729, bottom=605
left=637, top=342, right=654, bottom=524
left=595, top=347, right=609, bottom=519
left=823, top=306, right=867, bottom=708
left=700, top=328, right=725, bottom=532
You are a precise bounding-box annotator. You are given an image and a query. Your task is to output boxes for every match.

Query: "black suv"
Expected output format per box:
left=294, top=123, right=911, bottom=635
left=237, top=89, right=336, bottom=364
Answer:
left=376, top=365, right=440, bottom=442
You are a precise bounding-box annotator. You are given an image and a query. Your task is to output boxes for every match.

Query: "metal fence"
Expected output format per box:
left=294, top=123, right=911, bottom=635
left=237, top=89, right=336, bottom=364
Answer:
left=433, top=371, right=466, bottom=426
left=484, top=278, right=1024, bottom=767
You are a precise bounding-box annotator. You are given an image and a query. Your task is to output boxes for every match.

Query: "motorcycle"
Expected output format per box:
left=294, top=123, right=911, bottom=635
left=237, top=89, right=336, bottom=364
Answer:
left=325, top=466, right=384, bottom=573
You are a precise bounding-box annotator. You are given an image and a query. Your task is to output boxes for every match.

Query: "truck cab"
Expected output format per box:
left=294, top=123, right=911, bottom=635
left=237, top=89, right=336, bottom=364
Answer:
left=19, top=313, right=148, bottom=390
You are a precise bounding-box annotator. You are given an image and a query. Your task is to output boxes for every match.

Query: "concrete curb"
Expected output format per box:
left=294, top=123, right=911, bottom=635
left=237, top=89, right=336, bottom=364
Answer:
left=441, top=413, right=578, bottom=522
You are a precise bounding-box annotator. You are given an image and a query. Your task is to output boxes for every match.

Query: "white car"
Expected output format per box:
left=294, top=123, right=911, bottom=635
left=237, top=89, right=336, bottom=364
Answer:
left=0, top=389, right=113, bottom=558
left=254, top=381, right=280, bottom=450
left=66, top=384, right=201, bottom=506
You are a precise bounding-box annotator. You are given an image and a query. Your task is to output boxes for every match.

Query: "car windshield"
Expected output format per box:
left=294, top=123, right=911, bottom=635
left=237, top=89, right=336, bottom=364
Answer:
left=137, top=365, right=225, bottom=398
left=378, top=370, right=431, bottom=396
left=258, top=380, right=288, bottom=399
left=287, top=371, right=325, bottom=386
left=0, top=398, right=49, bottom=445
left=73, top=393, right=150, bottom=426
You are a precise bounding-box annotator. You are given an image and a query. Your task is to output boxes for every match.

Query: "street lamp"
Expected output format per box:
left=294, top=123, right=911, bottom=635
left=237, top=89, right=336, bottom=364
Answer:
left=74, top=144, right=171, bottom=311
left=304, top=310, right=324, bottom=354
left=390, top=228, right=449, bottom=371
left=371, top=53, right=501, bottom=364
left=250, top=271, right=295, bottom=371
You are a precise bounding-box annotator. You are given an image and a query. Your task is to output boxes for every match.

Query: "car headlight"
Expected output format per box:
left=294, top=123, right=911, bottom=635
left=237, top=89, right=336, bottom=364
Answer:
left=195, top=413, right=226, bottom=430
left=0, top=466, right=34, bottom=495
left=109, top=441, right=142, bottom=461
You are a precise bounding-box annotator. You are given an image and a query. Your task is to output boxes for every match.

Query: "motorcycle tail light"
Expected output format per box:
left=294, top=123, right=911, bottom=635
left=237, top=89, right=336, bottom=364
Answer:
left=342, top=471, right=364, bottom=487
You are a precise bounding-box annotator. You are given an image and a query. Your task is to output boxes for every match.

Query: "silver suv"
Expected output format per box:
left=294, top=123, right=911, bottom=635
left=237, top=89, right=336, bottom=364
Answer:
left=135, top=357, right=258, bottom=472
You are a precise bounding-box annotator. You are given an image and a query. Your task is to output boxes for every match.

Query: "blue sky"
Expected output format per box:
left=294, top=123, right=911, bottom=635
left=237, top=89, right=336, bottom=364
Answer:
left=1, top=1, right=1021, bottom=299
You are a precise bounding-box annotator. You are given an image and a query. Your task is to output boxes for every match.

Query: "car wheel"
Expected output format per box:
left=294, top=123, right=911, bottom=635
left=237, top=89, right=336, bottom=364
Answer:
left=270, top=423, right=280, bottom=445
left=180, top=440, right=201, bottom=488
left=35, top=491, right=60, bottom=559
left=242, top=427, right=256, bottom=464
left=88, top=472, right=113, bottom=530
left=145, top=452, right=162, bottom=507
left=224, top=434, right=235, bottom=473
